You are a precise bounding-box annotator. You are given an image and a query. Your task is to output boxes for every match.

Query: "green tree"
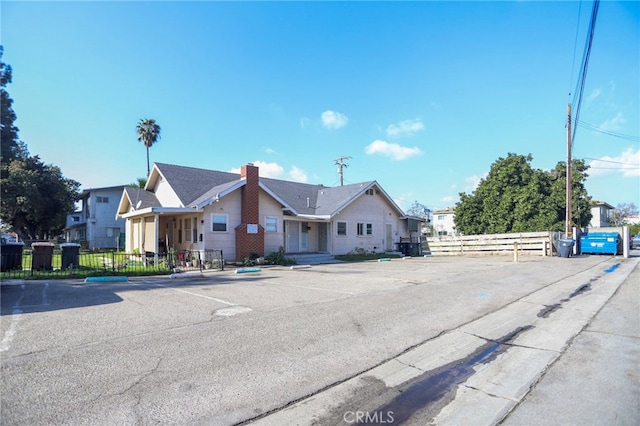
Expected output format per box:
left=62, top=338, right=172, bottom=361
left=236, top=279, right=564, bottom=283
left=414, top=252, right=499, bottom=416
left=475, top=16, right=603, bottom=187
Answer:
left=547, top=159, right=592, bottom=230
left=0, top=47, right=80, bottom=240
left=1, top=155, right=80, bottom=240
left=454, top=153, right=591, bottom=235
left=1, top=46, right=24, bottom=167
left=136, top=118, right=161, bottom=176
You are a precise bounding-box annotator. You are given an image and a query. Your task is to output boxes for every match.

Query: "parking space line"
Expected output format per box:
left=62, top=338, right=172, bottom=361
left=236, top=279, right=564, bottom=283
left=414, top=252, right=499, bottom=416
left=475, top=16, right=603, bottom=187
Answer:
left=172, top=288, right=236, bottom=305
left=144, top=281, right=236, bottom=306
left=1, top=285, right=25, bottom=352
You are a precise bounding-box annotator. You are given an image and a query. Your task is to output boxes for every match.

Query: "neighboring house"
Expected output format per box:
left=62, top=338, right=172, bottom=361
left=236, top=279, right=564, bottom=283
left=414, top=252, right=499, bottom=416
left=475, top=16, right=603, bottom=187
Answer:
left=588, top=201, right=614, bottom=228
left=116, top=163, right=423, bottom=261
left=432, top=207, right=456, bottom=236
left=65, top=185, right=127, bottom=250
left=626, top=215, right=640, bottom=225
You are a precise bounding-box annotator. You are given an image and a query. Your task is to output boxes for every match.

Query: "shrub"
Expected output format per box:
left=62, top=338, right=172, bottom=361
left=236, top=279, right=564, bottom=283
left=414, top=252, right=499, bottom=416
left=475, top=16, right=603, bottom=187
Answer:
left=265, top=251, right=297, bottom=266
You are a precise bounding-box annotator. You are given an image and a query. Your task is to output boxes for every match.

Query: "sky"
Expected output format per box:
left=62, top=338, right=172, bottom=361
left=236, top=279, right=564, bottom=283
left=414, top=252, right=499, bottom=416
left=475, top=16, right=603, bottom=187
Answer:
left=2, top=0, right=639, bottom=213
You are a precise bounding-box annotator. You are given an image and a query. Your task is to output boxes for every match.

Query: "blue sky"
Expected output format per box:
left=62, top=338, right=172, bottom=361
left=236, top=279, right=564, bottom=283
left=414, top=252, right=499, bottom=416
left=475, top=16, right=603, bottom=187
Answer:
left=2, top=0, right=639, bottom=212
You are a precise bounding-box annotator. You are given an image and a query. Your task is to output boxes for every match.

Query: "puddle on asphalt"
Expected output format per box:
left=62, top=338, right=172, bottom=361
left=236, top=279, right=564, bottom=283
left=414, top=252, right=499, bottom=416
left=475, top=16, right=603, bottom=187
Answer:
left=537, top=303, right=562, bottom=318
left=362, top=326, right=534, bottom=425
left=569, top=283, right=592, bottom=298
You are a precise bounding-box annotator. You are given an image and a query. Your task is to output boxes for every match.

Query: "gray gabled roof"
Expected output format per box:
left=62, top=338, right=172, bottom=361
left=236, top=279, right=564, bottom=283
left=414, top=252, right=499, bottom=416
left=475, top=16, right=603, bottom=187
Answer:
left=123, top=186, right=162, bottom=210
left=137, top=163, right=405, bottom=219
left=153, top=163, right=240, bottom=206
left=315, top=181, right=378, bottom=216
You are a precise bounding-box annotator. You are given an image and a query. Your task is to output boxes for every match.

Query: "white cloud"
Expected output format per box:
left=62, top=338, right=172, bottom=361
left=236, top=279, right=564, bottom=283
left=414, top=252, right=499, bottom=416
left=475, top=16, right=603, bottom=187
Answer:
left=288, top=166, right=308, bottom=183
left=441, top=195, right=455, bottom=203
left=299, top=117, right=310, bottom=129
left=230, top=161, right=308, bottom=182
left=386, top=119, right=424, bottom=138
left=263, top=147, right=276, bottom=154
left=599, top=112, right=627, bottom=131
left=321, top=110, right=348, bottom=129
left=464, top=173, right=487, bottom=193
left=588, top=147, right=640, bottom=178
left=586, top=88, right=601, bottom=104
left=364, top=140, right=422, bottom=160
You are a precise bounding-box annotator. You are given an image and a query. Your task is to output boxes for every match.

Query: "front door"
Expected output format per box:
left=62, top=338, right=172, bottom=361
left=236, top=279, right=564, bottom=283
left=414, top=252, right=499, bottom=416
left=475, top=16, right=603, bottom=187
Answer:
left=300, top=222, right=308, bottom=252
left=286, top=221, right=300, bottom=252
left=318, top=222, right=327, bottom=252
left=385, top=223, right=393, bottom=251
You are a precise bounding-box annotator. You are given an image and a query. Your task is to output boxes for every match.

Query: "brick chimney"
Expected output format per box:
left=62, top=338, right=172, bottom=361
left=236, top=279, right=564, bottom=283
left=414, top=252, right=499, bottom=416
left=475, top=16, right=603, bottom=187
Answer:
left=235, top=163, right=264, bottom=260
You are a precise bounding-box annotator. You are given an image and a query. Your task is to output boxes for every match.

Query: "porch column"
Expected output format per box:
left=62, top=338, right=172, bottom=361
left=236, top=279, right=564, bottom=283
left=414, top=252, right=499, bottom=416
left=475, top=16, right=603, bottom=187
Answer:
left=154, top=214, right=159, bottom=264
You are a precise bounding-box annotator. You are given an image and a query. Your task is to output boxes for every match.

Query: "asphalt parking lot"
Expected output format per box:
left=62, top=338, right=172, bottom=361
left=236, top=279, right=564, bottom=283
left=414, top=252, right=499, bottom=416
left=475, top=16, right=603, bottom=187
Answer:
left=1, top=254, right=638, bottom=425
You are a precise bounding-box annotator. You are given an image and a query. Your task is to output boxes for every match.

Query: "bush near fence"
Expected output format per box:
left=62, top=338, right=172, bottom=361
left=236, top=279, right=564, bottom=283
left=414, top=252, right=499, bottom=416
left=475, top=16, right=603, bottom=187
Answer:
left=424, top=231, right=552, bottom=256
left=0, top=249, right=224, bottom=280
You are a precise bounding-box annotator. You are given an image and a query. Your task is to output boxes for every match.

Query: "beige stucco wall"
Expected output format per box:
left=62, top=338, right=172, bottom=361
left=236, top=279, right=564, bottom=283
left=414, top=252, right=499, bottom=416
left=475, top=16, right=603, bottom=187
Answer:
left=330, top=191, right=404, bottom=255
left=153, top=177, right=182, bottom=207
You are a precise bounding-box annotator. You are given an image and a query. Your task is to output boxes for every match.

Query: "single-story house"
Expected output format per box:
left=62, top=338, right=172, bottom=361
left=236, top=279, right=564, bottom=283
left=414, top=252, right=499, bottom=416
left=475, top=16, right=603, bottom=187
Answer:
left=116, top=162, right=423, bottom=261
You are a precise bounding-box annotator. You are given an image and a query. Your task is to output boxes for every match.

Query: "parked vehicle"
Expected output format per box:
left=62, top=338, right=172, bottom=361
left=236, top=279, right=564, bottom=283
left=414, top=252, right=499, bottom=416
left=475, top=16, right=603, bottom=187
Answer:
left=632, top=234, right=640, bottom=249
left=0, top=233, right=18, bottom=244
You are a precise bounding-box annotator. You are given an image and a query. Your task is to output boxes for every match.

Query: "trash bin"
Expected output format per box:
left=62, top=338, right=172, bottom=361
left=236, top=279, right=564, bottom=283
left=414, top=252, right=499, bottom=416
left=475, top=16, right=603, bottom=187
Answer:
left=580, top=232, right=619, bottom=255
left=1, top=242, right=24, bottom=271
left=31, top=242, right=55, bottom=270
left=558, top=239, right=574, bottom=258
left=60, top=243, right=81, bottom=269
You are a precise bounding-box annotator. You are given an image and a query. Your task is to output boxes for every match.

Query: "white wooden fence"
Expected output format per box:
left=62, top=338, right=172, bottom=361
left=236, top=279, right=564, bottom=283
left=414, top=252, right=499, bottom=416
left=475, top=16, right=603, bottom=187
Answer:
left=425, top=231, right=552, bottom=257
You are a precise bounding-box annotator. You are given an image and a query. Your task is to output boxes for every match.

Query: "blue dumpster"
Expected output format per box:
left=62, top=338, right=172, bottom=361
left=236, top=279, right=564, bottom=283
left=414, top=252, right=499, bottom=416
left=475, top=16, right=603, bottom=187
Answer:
left=580, top=232, right=619, bottom=255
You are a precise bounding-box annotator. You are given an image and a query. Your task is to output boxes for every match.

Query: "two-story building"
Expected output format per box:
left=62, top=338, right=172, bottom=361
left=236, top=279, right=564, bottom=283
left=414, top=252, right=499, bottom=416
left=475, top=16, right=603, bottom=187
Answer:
left=432, top=207, right=456, bottom=236
left=65, top=185, right=127, bottom=250
left=588, top=201, right=614, bottom=228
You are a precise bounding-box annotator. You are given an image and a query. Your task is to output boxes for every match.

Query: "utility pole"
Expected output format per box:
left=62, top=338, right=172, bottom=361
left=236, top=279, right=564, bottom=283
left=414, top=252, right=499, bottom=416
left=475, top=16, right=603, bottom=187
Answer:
left=566, top=103, right=572, bottom=238
left=334, top=156, right=352, bottom=186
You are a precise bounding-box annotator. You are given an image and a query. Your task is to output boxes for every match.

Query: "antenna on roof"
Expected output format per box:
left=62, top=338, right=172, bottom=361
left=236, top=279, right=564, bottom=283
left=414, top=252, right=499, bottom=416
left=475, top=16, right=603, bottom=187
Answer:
left=334, top=155, right=352, bottom=186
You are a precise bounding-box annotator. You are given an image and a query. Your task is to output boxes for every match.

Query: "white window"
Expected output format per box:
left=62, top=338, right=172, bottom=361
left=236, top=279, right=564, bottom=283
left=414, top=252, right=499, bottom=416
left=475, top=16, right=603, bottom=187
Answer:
left=365, top=189, right=374, bottom=196
left=212, top=214, right=228, bottom=232
left=357, top=222, right=373, bottom=236
left=265, top=216, right=278, bottom=232
left=337, top=221, right=347, bottom=236
left=96, top=196, right=109, bottom=203
left=184, top=218, right=192, bottom=242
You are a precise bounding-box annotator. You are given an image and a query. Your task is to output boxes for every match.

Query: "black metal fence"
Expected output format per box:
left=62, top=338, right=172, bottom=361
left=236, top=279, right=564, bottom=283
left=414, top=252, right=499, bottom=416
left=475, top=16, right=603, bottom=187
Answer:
left=0, top=247, right=224, bottom=280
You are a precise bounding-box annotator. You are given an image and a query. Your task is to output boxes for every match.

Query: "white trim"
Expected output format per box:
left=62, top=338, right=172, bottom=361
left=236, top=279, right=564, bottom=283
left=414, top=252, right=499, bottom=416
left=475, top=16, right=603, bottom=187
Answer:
left=336, top=220, right=348, bottom=236
left=265, top=215, right=278, bottom=233
left=119, top=207, right=200, bottom=219
left=211, top=213, right=229, bottom=233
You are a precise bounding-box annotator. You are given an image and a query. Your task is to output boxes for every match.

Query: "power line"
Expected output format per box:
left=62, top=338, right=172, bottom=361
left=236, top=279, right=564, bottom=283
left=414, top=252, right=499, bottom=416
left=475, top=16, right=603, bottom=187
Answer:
left=577, top=120, right=640, bottom=142
left=571, top=0, right=600, bottom=149
left=583, top=157, right=640, bottom=166
left=568, top=0, right=584, bottom=97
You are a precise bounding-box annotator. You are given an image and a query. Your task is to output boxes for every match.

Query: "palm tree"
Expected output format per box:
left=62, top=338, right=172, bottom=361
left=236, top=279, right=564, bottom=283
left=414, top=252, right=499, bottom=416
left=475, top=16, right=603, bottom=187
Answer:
left=136, top=118, right=161, bottom=176
left=129, top=177, right=147, bottom=189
